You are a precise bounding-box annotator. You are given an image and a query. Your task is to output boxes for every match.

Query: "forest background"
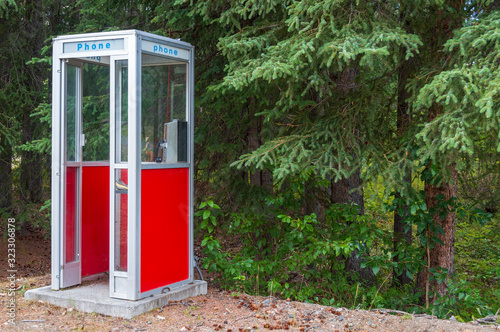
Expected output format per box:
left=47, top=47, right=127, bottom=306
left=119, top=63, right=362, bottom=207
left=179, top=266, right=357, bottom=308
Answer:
left=0, top=0, right=499, bottom=323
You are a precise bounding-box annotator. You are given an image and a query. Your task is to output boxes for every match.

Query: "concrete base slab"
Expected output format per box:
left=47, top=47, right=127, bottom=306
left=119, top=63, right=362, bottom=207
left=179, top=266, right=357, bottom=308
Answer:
left=25, top=279, right=207, bottom=319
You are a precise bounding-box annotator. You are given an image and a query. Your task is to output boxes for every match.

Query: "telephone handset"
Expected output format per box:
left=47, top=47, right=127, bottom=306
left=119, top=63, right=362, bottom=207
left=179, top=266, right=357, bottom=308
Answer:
left=154, top=121, right=169, bottom=163
left=154, top=139, right=166, bottom=163
left=154, top=119, right=187, bottom=163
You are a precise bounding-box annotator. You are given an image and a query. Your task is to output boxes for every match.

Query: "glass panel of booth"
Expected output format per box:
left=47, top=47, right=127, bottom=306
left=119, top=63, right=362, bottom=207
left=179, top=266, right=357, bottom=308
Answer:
left=114, top=168, right=128, bottom=272
left=81, top=60, right=110, bottom=162
left=66, top=59, right=111, bottom=163
left=115, top=60, right=128, bottom=163
left=65, top=166, right=78, bottom=263
left=112, top=58, right=129, bottom=273
left=64, top=63, right=81, bottom=264
left=141, top=54, right=188, bottom=164
left=65, top=65, right=78, bottom=162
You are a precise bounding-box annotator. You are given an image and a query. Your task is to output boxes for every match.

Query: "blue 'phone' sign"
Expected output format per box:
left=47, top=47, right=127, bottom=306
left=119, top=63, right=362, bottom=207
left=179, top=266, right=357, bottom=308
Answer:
left=63, top=39, right=124, bottom=53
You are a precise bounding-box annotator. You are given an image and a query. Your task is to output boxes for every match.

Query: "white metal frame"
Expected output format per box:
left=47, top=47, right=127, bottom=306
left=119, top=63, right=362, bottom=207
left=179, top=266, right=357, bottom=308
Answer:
left=109, top=54, right=130, bottom=299
left=51, top=30, right=194, bottom=301
left=51, top=39, right=62, bottom=290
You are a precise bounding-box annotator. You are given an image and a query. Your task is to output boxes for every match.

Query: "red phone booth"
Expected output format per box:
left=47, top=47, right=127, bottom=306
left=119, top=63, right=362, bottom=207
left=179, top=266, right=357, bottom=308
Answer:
left=45, top=30, right=201, bottom=301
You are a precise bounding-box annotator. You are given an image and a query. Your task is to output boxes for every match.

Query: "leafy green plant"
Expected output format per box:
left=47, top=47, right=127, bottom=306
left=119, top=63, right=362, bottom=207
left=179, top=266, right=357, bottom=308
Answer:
left=196, top=199, right=220, bottom=235
left=196, top=177, right=498, bottom=322
left=427, top=279, right=496, bottom=321
left=196, top=200, right=226, bottom=273
left=198, top=191, right=388, bottom=304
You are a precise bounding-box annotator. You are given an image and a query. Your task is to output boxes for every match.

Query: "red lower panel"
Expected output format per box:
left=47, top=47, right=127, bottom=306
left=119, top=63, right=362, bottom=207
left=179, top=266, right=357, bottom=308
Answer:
left=141, top=168, right=189, bottom=293
left=81, top=166, right=110, bottom=277
left=65, top=167, right=77, bottom=263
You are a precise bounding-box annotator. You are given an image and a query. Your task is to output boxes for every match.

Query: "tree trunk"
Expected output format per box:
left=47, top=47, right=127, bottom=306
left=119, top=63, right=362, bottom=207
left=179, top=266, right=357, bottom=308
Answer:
left=245, top=99, right=274, bottom=193
left=417, top=106, right=458, bottom=300
left=418, top=163, right=457, bottom=301
left=331, top=168, right=374, bottom=285
left=413, top=0, right=463, bottom=301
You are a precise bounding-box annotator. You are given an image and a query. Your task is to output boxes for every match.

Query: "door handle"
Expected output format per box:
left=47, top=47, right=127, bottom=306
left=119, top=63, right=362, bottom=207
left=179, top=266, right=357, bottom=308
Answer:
left=115, top=179, right=128, bottom=193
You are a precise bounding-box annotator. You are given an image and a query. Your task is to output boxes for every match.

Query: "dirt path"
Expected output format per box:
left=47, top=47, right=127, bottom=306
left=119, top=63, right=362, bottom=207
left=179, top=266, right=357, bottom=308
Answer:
left=1, top=233, right=499, bottom=331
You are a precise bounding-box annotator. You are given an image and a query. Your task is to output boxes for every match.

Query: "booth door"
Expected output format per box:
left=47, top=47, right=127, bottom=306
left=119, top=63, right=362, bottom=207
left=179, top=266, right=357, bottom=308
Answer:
left=109, top=58, right=131, bottom=299
left=60, top=61, right=83, bottom=288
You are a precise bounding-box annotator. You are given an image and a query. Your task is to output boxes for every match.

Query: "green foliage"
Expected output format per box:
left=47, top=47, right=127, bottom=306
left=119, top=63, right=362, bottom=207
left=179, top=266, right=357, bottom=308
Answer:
left=196, top=199, right=221, bottom=235
left=0, top=0, right=17, bottom=19
left=414, top=9, right=500, bottom=169
left=382, top=172, right=492, bottom=275
left=430, top=279, right=498, bottom=321
left=455, top=215, right=500, bottom=319
left=198, top=193, right=389, bottom=304
left=75, top=0, right=161, bottom=32
left=222, top=0, right=423, bottom=186
left=181, top=1, right=500, bottom=313
left=19, top=103, right=51, bottom=154
left=196, top=178, right=498, bottom=320
left=376, top=277, right=498, bottom=322
left=0, top=200, right=51, bottom=238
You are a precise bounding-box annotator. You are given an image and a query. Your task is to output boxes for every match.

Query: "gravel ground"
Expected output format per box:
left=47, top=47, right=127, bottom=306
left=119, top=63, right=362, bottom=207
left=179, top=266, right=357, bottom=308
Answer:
left=1, top=232, right=499, bottom=331
left=0, top=275, right=498, bottom=332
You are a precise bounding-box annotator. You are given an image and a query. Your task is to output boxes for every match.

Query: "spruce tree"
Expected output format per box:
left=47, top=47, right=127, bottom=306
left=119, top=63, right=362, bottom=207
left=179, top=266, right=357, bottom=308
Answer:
left=161, top=0, right=499, bottom=298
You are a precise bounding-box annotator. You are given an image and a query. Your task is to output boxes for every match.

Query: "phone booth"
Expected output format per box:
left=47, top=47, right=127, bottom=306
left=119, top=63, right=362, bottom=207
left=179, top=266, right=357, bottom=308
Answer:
left=50, top=30, right=195, bottom=301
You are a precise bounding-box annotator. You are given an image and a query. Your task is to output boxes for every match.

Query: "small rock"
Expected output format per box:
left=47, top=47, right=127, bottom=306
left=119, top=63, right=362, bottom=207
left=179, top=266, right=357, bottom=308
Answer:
left=262, top=299, right=270, bottom=304
left=337, top=316, right=344, bottom=321
left=157, top=315, right=165, bottom=320
left=146, top=321, right=152, bottom=324
left=449, top=316, right=457, bottom=321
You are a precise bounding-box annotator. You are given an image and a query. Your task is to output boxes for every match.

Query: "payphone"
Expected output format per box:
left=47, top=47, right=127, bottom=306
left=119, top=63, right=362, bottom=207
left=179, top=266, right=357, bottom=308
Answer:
left=156, top=120, right=187, bottom=163
left=48, top=30, right=195, bottom=301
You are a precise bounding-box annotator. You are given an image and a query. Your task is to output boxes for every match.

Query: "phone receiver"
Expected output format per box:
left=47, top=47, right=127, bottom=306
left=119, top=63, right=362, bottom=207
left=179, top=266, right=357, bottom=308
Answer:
left=155, top=139, right=166, bottom=163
